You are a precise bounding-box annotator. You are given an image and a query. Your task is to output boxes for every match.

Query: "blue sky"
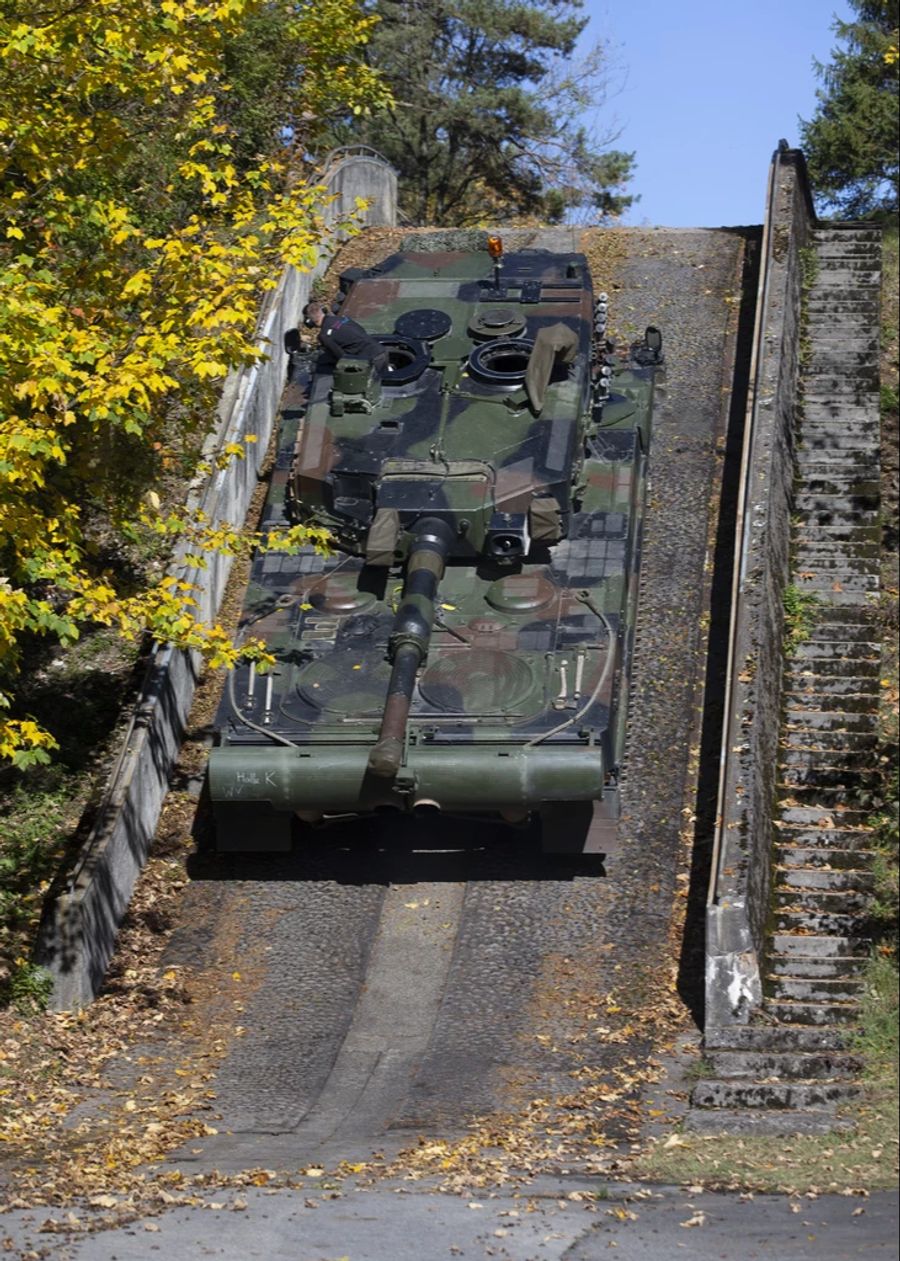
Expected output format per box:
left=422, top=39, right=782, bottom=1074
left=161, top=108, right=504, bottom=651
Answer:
left=578, top=0, right=856, bottom=226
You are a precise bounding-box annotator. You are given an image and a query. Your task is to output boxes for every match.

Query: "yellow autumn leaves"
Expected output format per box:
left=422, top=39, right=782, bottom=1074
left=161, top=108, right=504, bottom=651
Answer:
left=0, top=0, right=389, bottom=765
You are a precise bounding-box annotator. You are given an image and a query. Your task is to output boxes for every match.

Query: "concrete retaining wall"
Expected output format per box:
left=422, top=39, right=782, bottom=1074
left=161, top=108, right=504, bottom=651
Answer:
left=705, top=146, right=818, bottom=1027
left=35, top=155, right=397, bottom=1010
left=323, top=146, right=399, bottom=232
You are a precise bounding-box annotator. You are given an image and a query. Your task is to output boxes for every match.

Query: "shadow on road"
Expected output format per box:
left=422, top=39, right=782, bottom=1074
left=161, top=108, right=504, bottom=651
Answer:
left=186, top=810, right=608, bottom=885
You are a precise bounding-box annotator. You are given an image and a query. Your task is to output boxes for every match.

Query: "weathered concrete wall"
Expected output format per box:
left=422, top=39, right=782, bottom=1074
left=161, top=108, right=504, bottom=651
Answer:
left=705, top=147, right=817, bottom=1027
left=35, top=156, right=397, bottom=1010
left=323, top=146, right=398, bottom=234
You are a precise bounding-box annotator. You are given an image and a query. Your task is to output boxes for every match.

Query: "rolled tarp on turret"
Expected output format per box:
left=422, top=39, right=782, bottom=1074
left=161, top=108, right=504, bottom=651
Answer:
left=525, top=323, right=579, bottom=412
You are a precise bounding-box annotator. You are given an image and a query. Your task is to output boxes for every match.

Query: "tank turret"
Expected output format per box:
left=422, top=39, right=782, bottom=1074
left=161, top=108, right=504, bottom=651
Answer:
left=286, top=237, right=596, bottom=565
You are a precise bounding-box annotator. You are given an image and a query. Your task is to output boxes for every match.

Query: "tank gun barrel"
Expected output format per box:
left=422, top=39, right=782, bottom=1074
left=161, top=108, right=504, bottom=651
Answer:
left=367, top=517, right=455, bottom=778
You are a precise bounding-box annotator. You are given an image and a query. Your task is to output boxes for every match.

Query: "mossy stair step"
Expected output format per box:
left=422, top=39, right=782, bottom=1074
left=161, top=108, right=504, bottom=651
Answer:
left=775, top=865, right=876, bottom=893
left=768, top=953, right=869, bottom=979
left=782, top=683, right=880, bottom=707
left=690, top=1079, right=860, bottom=1109
left=766, top=976, right=866, bottom=1003
left=774, top=845, right=877, bottom=870
left=777, top=764, right=881, bottom=788
left=773, top=823, right=875, bottom=849
left=773, top=909, right=869, bottom=936
left=791, top=555, right=881, bottom=576
left=762, top=998, right=861, bottom=1026
left=781, top=728, right=879, bottom=751
left=706, top=1049, right=863, bottom=1079
left=779, top=781, right=877, bottom=807
left=774, top=888, right=873, bottom=915
left=784, top=655, right=881, bottom=677
left=704, top=1025, right=852, bottom=1052
left=771, top=932, right=870, bottom=957
left=779, top=748, right=878, bottom=770
left=782, top=709, right=878, bottom=734
left=778, top=804, right=871, bottom=827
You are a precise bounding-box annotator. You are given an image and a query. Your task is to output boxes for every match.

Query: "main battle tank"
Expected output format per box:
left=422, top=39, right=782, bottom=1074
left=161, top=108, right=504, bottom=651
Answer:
left=208, top=237, right=663, bottom=853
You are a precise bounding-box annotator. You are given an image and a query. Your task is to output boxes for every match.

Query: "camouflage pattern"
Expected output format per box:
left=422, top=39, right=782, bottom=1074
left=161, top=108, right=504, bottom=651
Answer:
left=208, top=244, right=663, bottom=852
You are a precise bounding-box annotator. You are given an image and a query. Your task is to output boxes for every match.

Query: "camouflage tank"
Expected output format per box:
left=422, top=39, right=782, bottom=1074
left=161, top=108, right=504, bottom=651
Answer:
left=207, top=237, right=663, bottom=853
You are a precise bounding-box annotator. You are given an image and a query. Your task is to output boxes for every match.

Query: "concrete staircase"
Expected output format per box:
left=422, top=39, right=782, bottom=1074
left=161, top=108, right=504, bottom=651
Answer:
left=689, top=226, right=883, bottom=1132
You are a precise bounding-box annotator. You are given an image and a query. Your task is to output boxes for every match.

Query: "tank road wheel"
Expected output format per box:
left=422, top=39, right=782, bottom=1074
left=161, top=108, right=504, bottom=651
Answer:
left=537, top=800, right=619, bottom=856
left=212, top=802, right=294, bottom=853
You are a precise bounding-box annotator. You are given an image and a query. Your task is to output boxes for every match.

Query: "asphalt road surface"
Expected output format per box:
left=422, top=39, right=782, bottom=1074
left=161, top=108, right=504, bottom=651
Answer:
left=3, top=1179, right=896, bottom=1260
left=164, top=226, right=747, bottom=1177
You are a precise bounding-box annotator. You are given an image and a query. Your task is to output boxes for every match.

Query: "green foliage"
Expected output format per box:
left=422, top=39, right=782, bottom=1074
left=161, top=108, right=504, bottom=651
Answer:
left=852, top=953, right=899, bottom=1082
left=0, top=791, right=65, bottom=925
left=782, top=584, right=820, bottom=653
left=336, top=0, right=635, bottom=225
left=0, top=628, right=158, bottom=1005
left=881, top=219, right=899, bottom=348
left=0, top=0, right=388, bottom=766
left=5, top=963, right=53, bottom=1015
left=869, top=770, right=899, bottom=936
left=0, top=784, right=68, bottom=1002
left=799, top=245, right=820, bottom=291
left=801, top=0, right=899, bottom=218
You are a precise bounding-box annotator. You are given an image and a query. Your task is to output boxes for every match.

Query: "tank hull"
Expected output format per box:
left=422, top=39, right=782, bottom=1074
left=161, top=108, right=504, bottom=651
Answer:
left=208, top=242, right=661, bottom=853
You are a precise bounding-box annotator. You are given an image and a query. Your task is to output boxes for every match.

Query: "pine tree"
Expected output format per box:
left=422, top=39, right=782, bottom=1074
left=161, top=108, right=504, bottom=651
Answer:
left=335, top=0, right=634, bottom=224
left=801, top=0, right=899, bottom=218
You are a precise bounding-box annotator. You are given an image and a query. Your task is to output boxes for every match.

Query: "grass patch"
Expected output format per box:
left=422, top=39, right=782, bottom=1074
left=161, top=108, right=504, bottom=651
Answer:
left=783, top=583, right=820, bottom=653
left=633, top=956, right=898, bottom=1194
left=628, top=1091, right=898, bottom=1193
left=869, top=770, right=899, bottom=940
left=852, top=953, right=899, bottom=1081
